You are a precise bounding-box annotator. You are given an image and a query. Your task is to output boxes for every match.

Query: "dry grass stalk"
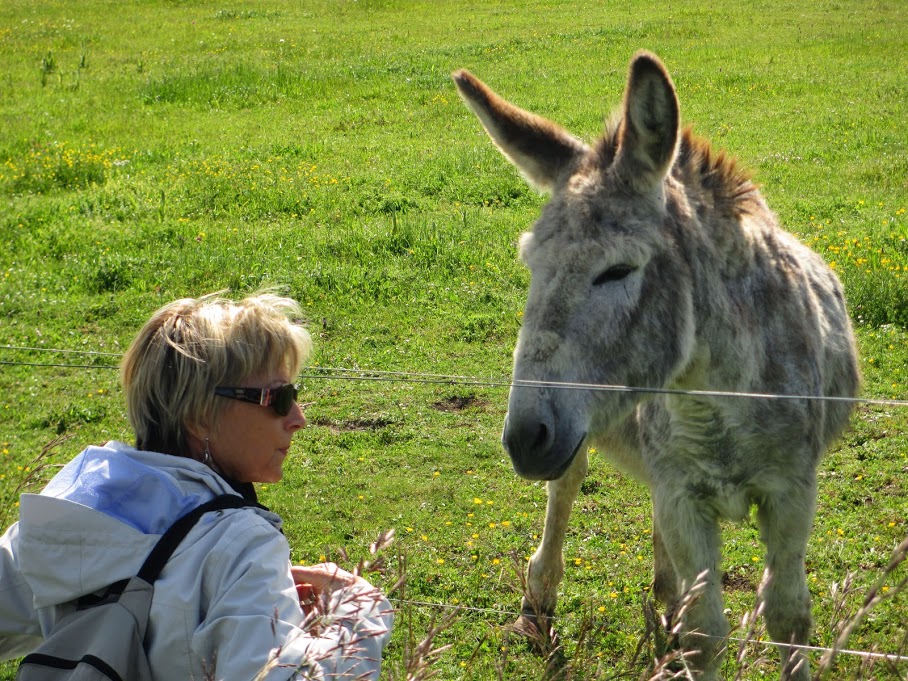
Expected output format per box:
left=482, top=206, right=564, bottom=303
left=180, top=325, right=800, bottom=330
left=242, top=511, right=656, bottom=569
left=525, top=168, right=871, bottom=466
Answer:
left=729, top=600, right=769, bottom=681
left=240, top=530, right=401, bottom=680
left=643, top=571, right=710, bottom=681
left=392, top=609, right=457, bottom=681
left=0, top=434, right=72, bottom=528
left=814, top=534, right=908, bottom=680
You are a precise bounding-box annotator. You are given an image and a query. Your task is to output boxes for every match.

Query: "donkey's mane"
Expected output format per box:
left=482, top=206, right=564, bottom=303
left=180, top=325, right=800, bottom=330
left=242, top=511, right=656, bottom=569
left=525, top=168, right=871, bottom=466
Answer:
left=675, top=127, right=755, bottom=201
left=595, top=121, right=754, bottom=205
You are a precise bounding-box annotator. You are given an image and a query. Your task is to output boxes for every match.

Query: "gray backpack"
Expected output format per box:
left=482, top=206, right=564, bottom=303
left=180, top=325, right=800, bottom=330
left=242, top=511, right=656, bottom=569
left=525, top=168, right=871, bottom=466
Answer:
left=17, top=495, right=254, bottom=681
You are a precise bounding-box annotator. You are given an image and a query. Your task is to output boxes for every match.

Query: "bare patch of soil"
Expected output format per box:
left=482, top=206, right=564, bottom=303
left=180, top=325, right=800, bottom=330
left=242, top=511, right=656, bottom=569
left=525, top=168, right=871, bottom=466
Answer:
left=722, top=570, right=755, bottom=591
left=313, top=417, right=391, bottom=433
left=432, top=394, right=481, bottom=412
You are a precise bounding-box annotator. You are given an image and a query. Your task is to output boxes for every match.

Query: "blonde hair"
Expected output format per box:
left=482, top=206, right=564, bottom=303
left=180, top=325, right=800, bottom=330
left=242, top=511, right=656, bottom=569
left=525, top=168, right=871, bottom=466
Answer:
left=120, top=292, right=312, bottom=456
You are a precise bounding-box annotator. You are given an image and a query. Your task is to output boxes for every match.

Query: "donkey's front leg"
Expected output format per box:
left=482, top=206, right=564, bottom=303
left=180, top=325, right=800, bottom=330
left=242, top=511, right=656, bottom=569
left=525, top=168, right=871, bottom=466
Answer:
left=653, top=490, right=728, bottom=681
left=756, top=482, right=816, bottom=681
left=517, top=447, right=589, bottom=637
left=653, top=514, right=680, bottom=606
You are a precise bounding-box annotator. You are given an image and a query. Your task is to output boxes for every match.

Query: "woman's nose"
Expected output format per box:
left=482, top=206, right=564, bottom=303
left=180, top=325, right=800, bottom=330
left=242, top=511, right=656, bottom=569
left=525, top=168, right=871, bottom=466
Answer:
left=287, top=401, right=307, bottom=431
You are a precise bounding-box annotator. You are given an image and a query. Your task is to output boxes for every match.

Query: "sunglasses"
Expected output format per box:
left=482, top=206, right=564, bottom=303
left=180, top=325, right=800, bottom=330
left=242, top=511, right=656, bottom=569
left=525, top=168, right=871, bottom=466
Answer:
left=214, top=383, right=300, bottom=417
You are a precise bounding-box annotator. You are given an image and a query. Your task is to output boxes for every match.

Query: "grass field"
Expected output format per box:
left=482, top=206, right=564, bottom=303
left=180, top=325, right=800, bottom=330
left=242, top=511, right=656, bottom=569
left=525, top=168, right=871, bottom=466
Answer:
left=1, top=0, right=907, bottom=678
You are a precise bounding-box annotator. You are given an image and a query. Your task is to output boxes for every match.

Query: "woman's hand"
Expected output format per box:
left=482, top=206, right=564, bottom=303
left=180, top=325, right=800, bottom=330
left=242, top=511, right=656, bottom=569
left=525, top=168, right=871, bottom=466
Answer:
left=291, top=563, right=383, bottom=624
left=291, top=563, right=359, bottom=593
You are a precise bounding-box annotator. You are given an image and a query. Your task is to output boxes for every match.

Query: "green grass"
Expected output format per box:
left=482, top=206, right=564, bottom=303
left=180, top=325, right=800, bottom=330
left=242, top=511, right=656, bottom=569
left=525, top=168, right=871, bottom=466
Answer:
left=1, top=0, right=907, bottom=678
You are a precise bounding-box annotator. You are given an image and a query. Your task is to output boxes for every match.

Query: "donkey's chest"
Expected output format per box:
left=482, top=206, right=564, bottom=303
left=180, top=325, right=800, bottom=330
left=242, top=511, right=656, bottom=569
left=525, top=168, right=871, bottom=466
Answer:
left=635, top=401, right=799, bottom=521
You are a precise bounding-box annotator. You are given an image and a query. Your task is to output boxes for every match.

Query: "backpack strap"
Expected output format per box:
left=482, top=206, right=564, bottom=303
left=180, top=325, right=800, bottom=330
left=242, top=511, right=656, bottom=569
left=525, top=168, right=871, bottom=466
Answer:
left=136, top=494, right=255, bottom=585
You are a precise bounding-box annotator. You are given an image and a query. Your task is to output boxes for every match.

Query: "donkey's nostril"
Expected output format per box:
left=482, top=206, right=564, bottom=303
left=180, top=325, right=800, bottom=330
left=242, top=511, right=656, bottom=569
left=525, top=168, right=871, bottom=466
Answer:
left=532, top=422, right=549, bottom=450
left=503, top=413, right=553, bottom=459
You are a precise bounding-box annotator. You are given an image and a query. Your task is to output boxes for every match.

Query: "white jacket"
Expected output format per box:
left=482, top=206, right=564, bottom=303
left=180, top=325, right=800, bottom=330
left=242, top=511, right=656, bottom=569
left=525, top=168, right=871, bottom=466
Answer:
left=0, top=441, right=393, bottom=680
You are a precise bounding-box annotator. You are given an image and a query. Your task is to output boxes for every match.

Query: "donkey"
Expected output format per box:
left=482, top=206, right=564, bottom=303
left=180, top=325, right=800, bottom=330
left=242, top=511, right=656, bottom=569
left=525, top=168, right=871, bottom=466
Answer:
left=453, top=52, right=859, bottom=679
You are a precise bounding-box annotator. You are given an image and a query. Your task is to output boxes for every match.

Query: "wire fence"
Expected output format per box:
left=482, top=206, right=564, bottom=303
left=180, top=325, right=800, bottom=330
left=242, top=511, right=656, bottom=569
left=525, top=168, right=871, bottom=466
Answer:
left=2, top=343, right=907, bottom=671
left=2, top=345, right=907, bottom=408
left=387, top=595, right=908, bottom=666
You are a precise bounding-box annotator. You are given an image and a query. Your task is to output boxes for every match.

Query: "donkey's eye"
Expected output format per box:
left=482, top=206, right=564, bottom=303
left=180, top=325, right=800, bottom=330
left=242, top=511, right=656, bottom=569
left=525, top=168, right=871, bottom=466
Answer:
left=593, top=264, right=636, bottom=286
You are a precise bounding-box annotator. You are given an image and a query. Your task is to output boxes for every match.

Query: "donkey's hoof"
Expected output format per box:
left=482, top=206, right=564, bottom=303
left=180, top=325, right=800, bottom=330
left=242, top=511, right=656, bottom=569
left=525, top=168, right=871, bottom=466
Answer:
left=507, top=610, right=558, bottom=655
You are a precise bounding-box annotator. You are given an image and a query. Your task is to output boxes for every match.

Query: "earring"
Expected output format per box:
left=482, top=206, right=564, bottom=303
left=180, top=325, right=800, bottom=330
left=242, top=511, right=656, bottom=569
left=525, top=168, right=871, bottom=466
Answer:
left=203, top=437, right=213, bottom=467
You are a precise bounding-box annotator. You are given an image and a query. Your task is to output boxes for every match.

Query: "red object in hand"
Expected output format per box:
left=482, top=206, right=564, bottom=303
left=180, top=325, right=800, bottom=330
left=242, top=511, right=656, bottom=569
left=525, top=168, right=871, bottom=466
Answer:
left=296, top=582, right=316, bottom=617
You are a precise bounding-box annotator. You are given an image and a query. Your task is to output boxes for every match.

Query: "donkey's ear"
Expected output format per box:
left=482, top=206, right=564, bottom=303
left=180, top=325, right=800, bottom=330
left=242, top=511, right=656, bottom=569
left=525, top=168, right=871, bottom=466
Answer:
left=615, top=51, right=680, bottom=190
left=452, top=69, right=589, bottom=193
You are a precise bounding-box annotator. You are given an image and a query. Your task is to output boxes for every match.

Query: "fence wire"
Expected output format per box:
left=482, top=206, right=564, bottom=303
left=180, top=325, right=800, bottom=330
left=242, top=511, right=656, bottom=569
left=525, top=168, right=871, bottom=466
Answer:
left=388, top=596, right=908, bottom=666
left=3, top=343, right=907, bottom=670
left=2, top=346, right=907, bottom=408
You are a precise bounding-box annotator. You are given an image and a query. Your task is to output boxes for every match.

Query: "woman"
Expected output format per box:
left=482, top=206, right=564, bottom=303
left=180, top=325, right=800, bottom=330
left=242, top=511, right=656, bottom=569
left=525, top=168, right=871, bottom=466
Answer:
left=0, top=292, right=393, bottom=680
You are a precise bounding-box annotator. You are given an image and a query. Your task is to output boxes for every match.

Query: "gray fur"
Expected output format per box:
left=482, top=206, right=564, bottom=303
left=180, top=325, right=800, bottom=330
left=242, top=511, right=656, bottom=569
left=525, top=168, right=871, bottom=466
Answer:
left=453, top=51, right=859, bottom=680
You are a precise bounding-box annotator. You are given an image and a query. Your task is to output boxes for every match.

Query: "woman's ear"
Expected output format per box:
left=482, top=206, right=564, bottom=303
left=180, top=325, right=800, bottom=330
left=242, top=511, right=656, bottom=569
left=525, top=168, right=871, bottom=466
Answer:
left=185, top=421, right=208, bottom=460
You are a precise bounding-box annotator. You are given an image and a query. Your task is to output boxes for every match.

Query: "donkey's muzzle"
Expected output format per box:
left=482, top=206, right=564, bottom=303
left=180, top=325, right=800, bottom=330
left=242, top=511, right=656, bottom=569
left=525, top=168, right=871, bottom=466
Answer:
left=502, top=412, right=584, bottom=481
